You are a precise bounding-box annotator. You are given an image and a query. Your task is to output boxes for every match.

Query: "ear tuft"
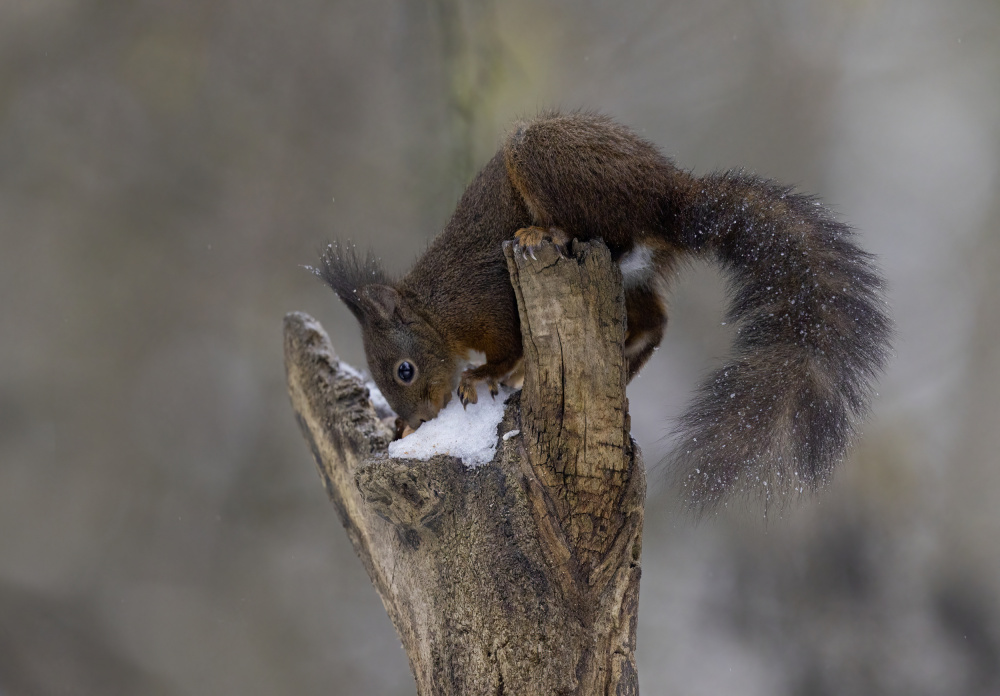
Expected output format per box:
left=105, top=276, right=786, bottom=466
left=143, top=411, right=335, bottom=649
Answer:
left=312, top=241, right=392, bottom=322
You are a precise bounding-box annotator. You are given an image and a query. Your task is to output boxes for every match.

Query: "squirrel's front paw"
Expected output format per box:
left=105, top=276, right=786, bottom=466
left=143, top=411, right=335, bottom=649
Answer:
left=514, top=226, right=569, bottom=258
left=458, top=374, right=479, bottom=408
left=458, top=372, right=500, bottom=407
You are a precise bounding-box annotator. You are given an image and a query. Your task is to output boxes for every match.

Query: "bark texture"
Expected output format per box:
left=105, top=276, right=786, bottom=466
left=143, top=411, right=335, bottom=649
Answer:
left=284, top=240, right=645, bottom=695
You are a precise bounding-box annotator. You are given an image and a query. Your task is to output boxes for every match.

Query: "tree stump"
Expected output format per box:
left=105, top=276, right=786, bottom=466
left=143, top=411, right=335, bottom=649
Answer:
left=284, top=240, right=645, bottom=695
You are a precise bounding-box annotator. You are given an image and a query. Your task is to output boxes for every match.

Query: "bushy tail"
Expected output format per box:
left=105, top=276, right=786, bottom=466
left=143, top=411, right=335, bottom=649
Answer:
left=669, top=172, right=892, bottom=511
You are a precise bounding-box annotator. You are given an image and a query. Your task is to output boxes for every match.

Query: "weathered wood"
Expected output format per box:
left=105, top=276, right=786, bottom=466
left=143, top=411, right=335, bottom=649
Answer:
left=284, top=239, right=645, bottom=695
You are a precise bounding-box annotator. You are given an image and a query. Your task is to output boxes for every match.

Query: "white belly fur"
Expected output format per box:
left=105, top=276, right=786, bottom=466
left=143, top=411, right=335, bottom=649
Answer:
left=618, top=243, right=655, bottom=289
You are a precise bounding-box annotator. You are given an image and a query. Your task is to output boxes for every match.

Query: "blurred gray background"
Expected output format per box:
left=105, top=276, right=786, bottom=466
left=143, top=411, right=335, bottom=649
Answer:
left=2, top=0, right=999, bottom=694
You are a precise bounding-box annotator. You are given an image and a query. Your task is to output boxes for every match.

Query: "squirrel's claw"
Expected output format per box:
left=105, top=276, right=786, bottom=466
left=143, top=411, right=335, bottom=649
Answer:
left=457, top=376, right=479, bottom=408
left=458, top=366, right=505, bottom=408
left=514, top=226, right=547, bottom=248
left=514, top=226, right=570, bottom=259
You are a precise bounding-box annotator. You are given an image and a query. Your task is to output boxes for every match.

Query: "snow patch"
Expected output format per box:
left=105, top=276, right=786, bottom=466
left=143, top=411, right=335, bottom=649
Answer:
left=388, top=385, right=515, bottom=468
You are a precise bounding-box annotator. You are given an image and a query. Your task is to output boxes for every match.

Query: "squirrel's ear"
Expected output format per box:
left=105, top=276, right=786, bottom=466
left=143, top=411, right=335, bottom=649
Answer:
left=360, top=285, right=405, bottom=324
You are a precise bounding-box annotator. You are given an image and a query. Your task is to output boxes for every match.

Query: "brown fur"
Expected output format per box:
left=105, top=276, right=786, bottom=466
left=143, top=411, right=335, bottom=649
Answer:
left=317, top=111, right=891, bottom=509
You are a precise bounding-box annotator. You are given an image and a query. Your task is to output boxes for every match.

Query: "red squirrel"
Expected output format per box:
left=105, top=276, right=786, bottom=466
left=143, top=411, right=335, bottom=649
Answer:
left=316, top=112, right=891, bottom=506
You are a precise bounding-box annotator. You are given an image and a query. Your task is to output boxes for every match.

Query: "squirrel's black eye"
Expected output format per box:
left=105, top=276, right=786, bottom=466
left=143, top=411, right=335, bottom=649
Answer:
left=397, top=360, right=415, bottom=384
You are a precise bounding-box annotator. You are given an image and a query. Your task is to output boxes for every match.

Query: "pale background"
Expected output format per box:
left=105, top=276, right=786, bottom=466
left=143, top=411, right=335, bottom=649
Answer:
left=2, top=1, right=999, bottom=694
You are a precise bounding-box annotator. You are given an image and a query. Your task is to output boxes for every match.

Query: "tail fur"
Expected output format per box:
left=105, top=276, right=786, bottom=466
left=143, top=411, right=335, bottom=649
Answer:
left=670, top=171, right=892, bottom=511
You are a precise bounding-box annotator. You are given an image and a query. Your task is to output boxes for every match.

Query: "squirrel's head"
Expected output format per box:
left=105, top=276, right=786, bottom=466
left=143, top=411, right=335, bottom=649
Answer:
left=315, top=243, right=459, bottom=429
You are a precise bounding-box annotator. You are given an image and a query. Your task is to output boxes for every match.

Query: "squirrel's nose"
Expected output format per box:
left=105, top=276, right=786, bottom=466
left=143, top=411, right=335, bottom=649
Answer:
left=408, top=405, right=436, bottom=429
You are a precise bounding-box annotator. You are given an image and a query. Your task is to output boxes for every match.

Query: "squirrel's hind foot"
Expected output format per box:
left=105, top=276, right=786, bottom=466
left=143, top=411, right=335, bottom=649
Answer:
left=514, top=226, right=569, bottom=258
